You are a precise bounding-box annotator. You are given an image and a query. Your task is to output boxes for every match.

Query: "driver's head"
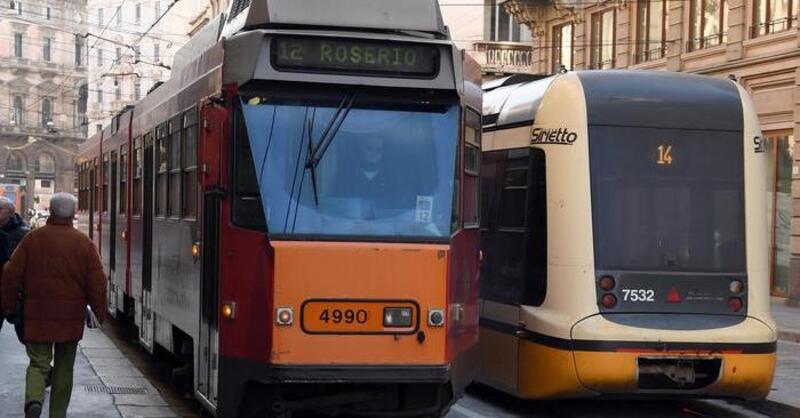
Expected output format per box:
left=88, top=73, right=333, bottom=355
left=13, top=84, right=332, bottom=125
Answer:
left=360, top=137, right=384, bottom=168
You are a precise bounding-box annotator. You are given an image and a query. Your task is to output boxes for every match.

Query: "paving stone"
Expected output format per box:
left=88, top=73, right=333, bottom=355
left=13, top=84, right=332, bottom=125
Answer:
left=114, top=394, right=170, bottom=407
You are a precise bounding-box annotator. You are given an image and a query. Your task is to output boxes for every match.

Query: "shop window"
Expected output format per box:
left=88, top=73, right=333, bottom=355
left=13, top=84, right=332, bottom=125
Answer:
left=764, top=132, right=793, bottom=296
left=637, top=0, right=669, bottom=62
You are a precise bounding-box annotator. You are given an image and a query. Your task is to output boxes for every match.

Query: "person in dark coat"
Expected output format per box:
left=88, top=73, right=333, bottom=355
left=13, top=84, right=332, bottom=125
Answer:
left=0, top=197, right=29, bottom=332
left=1, top=193, right=107, bottom=418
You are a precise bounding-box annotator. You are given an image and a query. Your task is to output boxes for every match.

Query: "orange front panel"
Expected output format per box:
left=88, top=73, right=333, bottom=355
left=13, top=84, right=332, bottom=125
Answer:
left=270, top=241, right=449, bottom=366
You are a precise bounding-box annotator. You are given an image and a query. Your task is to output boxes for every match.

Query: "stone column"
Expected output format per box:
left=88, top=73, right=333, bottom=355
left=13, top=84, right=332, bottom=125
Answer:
left=665, top=0, right=684, bottom=72
left=725, top=0, right=746, bottom=62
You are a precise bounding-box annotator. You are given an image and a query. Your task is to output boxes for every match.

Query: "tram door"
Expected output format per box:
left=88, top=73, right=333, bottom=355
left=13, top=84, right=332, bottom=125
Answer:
left=197, top=102, right=224, bottom=408
left=108, top=151, right=118, bottom=313
left=140, top=133, right=155, bottom=351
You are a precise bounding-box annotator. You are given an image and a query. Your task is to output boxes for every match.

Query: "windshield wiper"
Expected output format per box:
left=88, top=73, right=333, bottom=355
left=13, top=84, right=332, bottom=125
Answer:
left=304, top=93, right=356, bottom=206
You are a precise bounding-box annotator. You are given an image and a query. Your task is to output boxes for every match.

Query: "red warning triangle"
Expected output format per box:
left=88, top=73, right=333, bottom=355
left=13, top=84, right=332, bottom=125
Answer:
left=666, top=287, right=682, bottom=303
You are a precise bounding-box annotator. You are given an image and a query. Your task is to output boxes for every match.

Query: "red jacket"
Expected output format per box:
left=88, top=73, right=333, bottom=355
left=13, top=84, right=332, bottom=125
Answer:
left=1, top=217, right=107, bottom=343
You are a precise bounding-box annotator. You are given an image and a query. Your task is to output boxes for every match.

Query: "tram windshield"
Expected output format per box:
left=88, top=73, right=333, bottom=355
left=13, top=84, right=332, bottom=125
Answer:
left=590, top=126, right=746, bottom=272
left=237, top=88, right=459, bottom=241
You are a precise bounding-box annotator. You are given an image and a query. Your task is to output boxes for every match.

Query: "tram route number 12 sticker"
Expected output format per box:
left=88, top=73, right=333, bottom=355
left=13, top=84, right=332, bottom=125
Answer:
left=415, top=195, right=433, bottom=223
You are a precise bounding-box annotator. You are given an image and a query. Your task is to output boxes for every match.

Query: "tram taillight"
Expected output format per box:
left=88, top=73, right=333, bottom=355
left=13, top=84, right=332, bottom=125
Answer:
left=728, top=297, right=743, bottom=312
left=601, top=294, right=618, bottom=309
left=598, top=275, right=616, bottom=291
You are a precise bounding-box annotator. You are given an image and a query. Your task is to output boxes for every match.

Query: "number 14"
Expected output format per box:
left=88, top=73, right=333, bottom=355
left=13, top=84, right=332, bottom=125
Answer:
left=657, top=144, right=673, bottom=165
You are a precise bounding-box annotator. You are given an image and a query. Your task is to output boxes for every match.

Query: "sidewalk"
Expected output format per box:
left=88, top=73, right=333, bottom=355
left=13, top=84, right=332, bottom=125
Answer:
left=772, top=301, right=800, bottom=344
left=0, top=323, right=175, bottom=418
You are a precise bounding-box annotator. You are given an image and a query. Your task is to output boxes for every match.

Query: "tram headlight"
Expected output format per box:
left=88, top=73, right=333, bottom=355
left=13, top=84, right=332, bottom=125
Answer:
left=598, top=275, right=616, bottom=291
left=428, top=309, right=445, bottom=327
left=383, top=307, right=413, bottom=328
left=729, top=280, right=744, bottom=294
left=276, top=308, right=294, bottom=326
left=221, top=301, right=237, bottom=320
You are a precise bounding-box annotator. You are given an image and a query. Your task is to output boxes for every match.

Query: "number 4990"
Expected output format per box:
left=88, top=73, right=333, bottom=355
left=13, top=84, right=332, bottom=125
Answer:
left=319, top=308, right=368, bottom=324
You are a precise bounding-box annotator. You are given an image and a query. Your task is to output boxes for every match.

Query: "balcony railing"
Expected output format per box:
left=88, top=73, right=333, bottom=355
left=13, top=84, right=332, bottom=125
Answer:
left=636, top=45, right=667, bottom=63
left=750, top=15, right=797, bottom=38
left=472, top=41, right=535, bottom=74
left=686, top=32, right=725, bottom=52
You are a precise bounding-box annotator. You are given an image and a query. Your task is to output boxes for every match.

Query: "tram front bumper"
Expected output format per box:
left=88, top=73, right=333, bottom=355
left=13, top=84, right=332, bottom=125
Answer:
left=570, top=314, right=777, bottom=399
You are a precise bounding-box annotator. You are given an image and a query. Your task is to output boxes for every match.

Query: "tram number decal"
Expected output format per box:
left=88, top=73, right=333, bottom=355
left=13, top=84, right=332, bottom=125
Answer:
left=319, top=308, right=368, bottom=325
left=621, top=289, right=655, bottom=302
left=657, top=144, right=673, bottom=165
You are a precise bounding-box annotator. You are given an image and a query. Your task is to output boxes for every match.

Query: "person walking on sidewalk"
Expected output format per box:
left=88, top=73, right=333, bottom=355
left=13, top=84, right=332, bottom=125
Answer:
left=0, top=197, right=29, bottom=332
left=1, top=193, right=107, bottom=418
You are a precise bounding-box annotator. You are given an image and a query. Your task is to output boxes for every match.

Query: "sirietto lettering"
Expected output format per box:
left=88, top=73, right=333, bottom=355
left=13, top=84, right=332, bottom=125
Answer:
left=531, top=127, right=578, bottom=145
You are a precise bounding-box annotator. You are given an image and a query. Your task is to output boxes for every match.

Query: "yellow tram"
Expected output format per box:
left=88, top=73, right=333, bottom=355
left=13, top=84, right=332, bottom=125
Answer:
left=477, top=71, right=776, bottom=400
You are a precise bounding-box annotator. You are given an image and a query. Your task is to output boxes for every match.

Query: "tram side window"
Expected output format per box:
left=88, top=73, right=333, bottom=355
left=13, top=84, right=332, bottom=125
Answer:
left=92, top=158, right=98, bottom=215
left=132, top=137, right=142, bottom=216
left=156, top=124, right=168, bottom=217
left=120, top=145, right=128, bottom=215
left=168, top=114, right=182, bottom=218
left=102, top=153, right=109, bottom=213
left=232, top=105, right=267, bottom=230
left=479, top=148, right=547, bottom=306
left=464, top=109, right=481, bottom=228
left=182, top=108, right=198, bottom=219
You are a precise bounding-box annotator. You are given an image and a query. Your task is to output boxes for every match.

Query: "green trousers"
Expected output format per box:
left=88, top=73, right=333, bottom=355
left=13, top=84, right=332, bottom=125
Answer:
left=25, top=342, right=78, bottom=418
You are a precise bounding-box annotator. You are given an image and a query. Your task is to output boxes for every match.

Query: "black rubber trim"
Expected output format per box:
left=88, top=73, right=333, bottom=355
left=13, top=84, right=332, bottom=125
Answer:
left=483, top=119, right=533, bottom=133
left=265, top=364, right=451, bottom=383
left=479, top=318, right=777, bottom=354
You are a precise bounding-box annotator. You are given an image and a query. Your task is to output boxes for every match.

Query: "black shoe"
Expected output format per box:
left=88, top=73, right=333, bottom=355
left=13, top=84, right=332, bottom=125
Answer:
left=25, top=401, right=42, bottom=418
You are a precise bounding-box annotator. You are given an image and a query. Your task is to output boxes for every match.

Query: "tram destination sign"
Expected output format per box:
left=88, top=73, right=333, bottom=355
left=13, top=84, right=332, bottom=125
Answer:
left=272, top=37, right=439, bottom=78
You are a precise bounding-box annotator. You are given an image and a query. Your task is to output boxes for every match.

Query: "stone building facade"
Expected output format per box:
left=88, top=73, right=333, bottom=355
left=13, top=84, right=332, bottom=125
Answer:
left=504, top=0, right=799, bottom=301
left=0, top=0, right=89, bottom=214
left=86, top=0, right=194, bottom=132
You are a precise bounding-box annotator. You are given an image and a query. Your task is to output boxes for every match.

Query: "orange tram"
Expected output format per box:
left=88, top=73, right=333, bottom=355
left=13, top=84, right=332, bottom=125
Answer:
left=75, top=0, right=481, bottom=416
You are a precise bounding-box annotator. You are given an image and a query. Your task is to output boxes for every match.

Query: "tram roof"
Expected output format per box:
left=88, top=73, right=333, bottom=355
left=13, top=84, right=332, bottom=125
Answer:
left=484, top=71, right=743, bottom=132
left=222, top=0, right=448, bottom=39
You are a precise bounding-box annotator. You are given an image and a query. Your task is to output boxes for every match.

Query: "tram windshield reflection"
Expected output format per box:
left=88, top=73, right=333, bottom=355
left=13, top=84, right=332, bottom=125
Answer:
left=239, top=91, right=459, bottom=240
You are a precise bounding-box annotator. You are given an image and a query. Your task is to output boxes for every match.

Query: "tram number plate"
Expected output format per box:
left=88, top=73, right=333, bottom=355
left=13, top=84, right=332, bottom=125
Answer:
left=302, top=301, right=417, bottom=334
left=621, top=289, right=656, bottom=302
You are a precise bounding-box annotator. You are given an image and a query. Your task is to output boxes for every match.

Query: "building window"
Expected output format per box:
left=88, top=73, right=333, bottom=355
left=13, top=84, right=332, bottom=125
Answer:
left=13, top=96, right=24, bottom=126
left=96, top=123, right=102, bottom=133
left=689, top=0, right=727, bottom=50
left=97, top=48, right=103, bottom=66
left=637, top=0, right=669, bottom=62
left=154, top=1, right=160, bottom=20
left=14, top=33, right=23, bottom=58
left=98, top=8, right=103, bottom=25
left=44, top=6, right=50, bottom=19
left=153, top=43, right=160, bottom=62
left=134, top=79, right=141, bottom=100
left=72, top=100, right=78, bottom=127
left=114, top=78, right=121, bottom=101
left=591, top=9, right=616, bottom=69
left=487, top=0, right=532, bottom=42
left=41, top=98, right=51, bottom=128
left=42, top=37, right=51, bottom=62
left=115, top=47, right=121, bottom=63
left=135, top=3, right=141, bottom=24
left=552, top=22, right=574, bottom=72
left=753, top=0, right=797, bottom=36
left=116, top=6, right=121, bottom=24
left=96, top=86, right=103, bottom=103
left=7, top=152, right=25, bottom=172
left=75, top=34, right=83, bottom=65
left=15, top=1, right=22, bottom=15
left=134, top=46, right=140, bottom=62
left=36, top=152, right=56, bottom=174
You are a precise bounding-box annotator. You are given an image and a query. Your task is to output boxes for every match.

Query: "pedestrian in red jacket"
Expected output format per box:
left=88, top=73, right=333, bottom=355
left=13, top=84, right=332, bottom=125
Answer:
left=1, top=192, right=107, bottom=418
